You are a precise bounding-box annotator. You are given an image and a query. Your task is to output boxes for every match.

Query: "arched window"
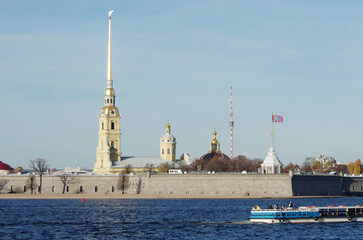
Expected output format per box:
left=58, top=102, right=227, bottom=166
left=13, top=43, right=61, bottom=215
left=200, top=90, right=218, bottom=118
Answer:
left=66, top=186, right=69, bottom=193
left=167, top=148, right=170, bottom=154
left=112, top=186, right=115, bottom=192
left=102, top=122, right=104, bottom=130
left=80, top=186, right=83, bottom=193
left=24, top=186, right=27, bottom=192
left=111, top=122, right=115, bottom=129
left=95, top=186, right=98, bottom=192
left=162, top=149, right=164, bottom=154
left=52, top=186, right=55, bottom=192
left=107, top=99, right=109, bottom=103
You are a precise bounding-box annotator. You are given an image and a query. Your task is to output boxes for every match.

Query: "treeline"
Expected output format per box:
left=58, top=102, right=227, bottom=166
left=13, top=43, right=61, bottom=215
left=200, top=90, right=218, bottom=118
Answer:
left=179, top=155, right=263, bottom=172
left=282, top=159, right=363, bottom=175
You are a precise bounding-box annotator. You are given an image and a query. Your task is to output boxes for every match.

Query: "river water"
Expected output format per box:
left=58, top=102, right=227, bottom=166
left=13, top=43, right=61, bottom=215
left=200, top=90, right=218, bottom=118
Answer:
left=0, top=197, right=361, bottom=239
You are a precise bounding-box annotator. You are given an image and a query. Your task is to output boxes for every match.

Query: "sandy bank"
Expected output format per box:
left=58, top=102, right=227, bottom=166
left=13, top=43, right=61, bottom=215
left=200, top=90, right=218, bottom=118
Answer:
left=0, top=193, right=346, bottom=200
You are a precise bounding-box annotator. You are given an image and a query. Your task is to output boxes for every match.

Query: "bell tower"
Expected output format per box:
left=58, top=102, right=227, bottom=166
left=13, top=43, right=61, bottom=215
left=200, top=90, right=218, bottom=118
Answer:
left=160, top=121, right=176, bottom=161
left=94, top=10, right=121, bottom=174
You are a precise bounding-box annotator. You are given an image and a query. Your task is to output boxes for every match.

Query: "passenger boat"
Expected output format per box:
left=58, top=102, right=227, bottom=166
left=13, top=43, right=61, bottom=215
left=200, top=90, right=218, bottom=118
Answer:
left=250, top=205, right=363, bottom=223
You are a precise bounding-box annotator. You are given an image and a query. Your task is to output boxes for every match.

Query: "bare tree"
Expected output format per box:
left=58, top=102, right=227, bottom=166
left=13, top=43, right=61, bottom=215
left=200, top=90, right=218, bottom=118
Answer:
left=26, top=175, right=37, bottom=194
left=117, top=165, right=131, bottom=194
left=145, top=163, right=154, bottom=174
left=29, top=158, right=48, bottom=194
left=0, top=180, right=9, bottom=193
left=59, top=174, right=76, bottom=194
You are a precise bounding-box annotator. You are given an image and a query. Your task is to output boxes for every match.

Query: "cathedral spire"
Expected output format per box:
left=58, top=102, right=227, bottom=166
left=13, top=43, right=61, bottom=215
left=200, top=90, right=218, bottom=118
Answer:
left=107, top=10, right=114, bottom=88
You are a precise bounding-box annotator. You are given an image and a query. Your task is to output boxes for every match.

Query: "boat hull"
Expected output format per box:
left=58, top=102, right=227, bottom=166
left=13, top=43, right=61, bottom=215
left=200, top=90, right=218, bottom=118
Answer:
left=250, top=216, right=363, bottom=224
left=250, top=205, right=363, bottom=224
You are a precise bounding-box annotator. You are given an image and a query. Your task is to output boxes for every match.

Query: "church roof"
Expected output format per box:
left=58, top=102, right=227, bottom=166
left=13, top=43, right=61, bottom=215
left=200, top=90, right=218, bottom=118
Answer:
left=0, top=161, right=13, bottom=170
left=112, top=157, right=177, bottom=168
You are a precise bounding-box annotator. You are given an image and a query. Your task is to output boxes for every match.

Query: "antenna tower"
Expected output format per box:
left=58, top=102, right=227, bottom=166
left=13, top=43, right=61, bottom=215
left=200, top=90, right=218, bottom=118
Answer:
left=229, top=85, right=234, bottom=159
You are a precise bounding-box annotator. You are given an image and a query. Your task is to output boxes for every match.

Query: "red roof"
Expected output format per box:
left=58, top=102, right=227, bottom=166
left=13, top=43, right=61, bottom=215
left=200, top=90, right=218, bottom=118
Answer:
left=0, top=161, right=13, bottom=170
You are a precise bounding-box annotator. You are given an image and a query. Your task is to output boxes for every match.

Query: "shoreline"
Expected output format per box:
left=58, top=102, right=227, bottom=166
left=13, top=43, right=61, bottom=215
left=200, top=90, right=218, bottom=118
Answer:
left=0, top=193, right=350, bottom=200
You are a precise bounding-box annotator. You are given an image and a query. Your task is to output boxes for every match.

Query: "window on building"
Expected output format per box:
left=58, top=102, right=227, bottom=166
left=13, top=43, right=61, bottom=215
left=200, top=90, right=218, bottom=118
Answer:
left=162, top=149, right=164, bottom=154
left=80, top=186, right=83, bottom=193
left=102, top=122, right=104, bottom=130
left=167, top=148, right=170, bottom=154
left=95, top=186, right=98, bottom=192
left=24, top=186, right=27, bottom=192
left=52, top=186, right=55, bottom=192
left=111, top=122, right=115, bottom=129
left=111, top=99, right=113, bottom=104
left=112, top=186, right=115, bottom=192
left=38, top=186, right=41, bottom=192
left=66, top=186, right=69, bottom=193
left=107, top=99, right=109, bottom=103
left=111, top=141, right=114, bottom=148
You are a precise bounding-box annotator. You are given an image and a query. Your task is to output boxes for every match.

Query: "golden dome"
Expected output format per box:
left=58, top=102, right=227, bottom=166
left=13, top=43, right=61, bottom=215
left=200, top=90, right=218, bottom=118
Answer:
left=105, top=88, right=115, bottom=96
left=101, top=105, right=120, bottom=116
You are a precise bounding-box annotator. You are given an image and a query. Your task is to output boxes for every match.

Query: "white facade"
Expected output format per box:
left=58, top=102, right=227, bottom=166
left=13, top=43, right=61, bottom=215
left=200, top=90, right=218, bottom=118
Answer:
left=261, top=147, right=282, bottom=174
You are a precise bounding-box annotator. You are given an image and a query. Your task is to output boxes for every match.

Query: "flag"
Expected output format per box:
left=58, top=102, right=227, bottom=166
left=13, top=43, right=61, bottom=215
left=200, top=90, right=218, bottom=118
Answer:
left=272, top=115, right=283, bottom=123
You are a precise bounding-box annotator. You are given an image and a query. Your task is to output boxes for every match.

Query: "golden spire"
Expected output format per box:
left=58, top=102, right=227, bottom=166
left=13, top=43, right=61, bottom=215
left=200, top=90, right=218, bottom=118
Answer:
left=107, top=10, right=114, bottom=88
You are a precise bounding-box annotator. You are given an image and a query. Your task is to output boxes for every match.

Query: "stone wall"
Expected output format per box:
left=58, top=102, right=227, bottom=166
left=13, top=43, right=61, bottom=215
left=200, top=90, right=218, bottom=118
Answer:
left=0, top=174, right=293, bottom=197
left=1, top=173, right=362, bottom=197
left=342, top=176, right=363, bottom=196
left=291, top=175, right=343, bottom=196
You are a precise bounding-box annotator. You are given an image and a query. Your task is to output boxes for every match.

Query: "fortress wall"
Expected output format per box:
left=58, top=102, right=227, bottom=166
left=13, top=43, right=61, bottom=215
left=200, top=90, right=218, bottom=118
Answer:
left=141, top=174, right=293, bottom=197
left=291, top=175, right=343, bottom=196
left=0, top=174, right=293, bottom=197
left=342, top=177, right=363, bottom=196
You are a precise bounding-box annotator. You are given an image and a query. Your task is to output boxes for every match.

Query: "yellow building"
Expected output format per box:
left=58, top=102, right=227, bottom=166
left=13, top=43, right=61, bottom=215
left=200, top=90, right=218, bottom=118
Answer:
left=92, top=11, right=188, bottom=174
left=160, top=122, right=176, bottom=161
left=94, top=10, right=121, bottom=174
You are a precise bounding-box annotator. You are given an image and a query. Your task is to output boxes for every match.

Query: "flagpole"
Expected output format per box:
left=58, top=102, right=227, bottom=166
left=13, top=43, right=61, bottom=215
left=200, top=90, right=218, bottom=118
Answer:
left=271, top=112, right=274, bottom=148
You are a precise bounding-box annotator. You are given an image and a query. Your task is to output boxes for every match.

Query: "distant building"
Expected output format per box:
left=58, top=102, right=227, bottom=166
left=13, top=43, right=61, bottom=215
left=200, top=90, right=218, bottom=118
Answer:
left=305, top=155, right=336, bottom=167
left=0, top=161, right=13, bottom=174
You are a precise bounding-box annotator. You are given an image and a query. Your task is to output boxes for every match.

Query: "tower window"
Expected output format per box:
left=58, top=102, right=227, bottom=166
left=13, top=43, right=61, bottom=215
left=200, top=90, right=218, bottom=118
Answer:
left=107, top=99, right=109, bottom=103
left=111, top=122, right=115, bottom=129
left=102, top=122, right=104, bottom=130
left=167, top=148, right=170, bottom=154
left=162, top=149, right=164, bottom=154
left=111, top=99, right=113, bottom=103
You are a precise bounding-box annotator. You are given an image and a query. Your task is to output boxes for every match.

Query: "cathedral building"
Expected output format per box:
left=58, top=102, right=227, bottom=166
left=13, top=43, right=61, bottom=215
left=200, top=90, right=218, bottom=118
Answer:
left=93, top=11, right=188, bottom=174
left=199, top=129, right=230, bottom=163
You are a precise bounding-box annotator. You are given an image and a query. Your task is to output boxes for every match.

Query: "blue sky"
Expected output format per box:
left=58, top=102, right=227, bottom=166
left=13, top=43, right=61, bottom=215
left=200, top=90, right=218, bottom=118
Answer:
left=1, top=0, right=363, bottom=169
